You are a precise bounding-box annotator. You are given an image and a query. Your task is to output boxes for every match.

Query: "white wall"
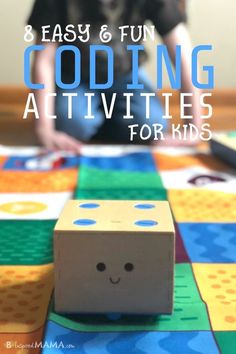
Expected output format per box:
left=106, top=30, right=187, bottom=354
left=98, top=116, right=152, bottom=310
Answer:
left=188, top=0, right=236, bottom=88
left=0, top=0, right=235, bottom=87
left=0, top=0, right=33, bottom=84
left=145, top=0, right=236, bottom=88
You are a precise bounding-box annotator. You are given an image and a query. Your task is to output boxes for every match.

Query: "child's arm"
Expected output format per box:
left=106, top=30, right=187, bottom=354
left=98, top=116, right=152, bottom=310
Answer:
left=33, top=37, right=81, bottom=152
left=160, top=23, right=203, bottom=146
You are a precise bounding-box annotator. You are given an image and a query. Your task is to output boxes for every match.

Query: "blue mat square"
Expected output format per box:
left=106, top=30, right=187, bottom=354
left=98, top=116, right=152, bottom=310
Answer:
left=178, top=223, right=236, bottom=263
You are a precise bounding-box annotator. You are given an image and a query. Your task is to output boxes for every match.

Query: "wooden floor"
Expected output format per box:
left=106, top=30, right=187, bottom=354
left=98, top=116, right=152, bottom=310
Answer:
left=0, top=86, right=235, bottom=146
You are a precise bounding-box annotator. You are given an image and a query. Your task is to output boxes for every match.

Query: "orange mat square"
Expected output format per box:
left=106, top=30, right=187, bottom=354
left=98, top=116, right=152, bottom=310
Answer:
left=0, top=327, right=44, bottom=354
left=0, top=265, right=53, bottom=333
left=0, top=156, right=7, bottom=168
left=154, top=152, right=230, bottom=172
left=0, top=169, right=78, bottom=193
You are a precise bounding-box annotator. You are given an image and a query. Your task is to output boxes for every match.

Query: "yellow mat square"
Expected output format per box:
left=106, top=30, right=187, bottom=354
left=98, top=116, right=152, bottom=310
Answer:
left=192, top=264, right=236, bottom=331
left=168, top=189, right=236, bottom=222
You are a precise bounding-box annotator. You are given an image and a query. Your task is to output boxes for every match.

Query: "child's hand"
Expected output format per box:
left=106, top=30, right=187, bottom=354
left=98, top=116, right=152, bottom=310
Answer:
left=37, top=129, right=81, bottom=153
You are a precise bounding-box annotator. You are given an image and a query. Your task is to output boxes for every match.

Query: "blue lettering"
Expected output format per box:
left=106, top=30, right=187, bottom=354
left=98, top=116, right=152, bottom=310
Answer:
left=192, top=45, right=214, bottom=89
left=56, top=45, right=81, bottom=89
left=127, top=45, right=144, bottom=89
left=157, top=45, right=181, bottom=90
left=24, top=45, right=44, bottom=89
left=90, top=45, right=114, bottom=89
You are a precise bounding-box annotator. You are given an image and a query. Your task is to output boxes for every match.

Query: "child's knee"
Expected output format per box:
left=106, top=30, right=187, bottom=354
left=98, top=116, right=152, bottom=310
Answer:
left=133, top=95, right=166, bottom=126
left=127, top=97, right=167, bottom=143
left=150, top=98, right=168, bottom=131
left=55, top=89, right=104, bottom=141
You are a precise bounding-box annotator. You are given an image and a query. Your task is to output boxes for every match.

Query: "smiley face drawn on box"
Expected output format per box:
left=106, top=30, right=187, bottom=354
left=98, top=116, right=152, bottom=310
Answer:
left=96, top=260, right=134, bottom=285
left=54, top=200, right=175, bottom=315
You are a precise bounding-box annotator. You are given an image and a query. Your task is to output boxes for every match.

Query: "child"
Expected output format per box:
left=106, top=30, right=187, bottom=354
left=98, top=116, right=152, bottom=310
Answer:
left=28, top=0, right=201, bottom=151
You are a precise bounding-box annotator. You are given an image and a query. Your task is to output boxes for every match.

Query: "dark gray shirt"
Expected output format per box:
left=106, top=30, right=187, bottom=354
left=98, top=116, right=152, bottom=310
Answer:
left=28, top=0, right=184, bottom=82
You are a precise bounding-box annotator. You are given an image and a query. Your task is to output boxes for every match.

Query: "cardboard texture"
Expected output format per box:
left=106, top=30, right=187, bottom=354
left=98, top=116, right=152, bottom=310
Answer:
left=54, top=200, right=175, bottom=315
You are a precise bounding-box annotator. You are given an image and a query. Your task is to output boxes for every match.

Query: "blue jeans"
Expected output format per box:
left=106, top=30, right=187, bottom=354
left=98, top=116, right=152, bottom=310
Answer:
left=56, top=69, right=167, bottom=144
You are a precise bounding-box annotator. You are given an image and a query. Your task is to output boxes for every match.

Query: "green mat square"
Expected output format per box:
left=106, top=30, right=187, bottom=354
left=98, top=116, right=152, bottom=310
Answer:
left=0, top=220, right=56, bottom=265
left=215, top=332, right=236, bottom=354
left=49, top=264, right=210, bottom=332
left=77, top=166, right=165, bottom=190
left=75, top=188, right=167, bottom=200
left=75, top=166, right=167, bottom=200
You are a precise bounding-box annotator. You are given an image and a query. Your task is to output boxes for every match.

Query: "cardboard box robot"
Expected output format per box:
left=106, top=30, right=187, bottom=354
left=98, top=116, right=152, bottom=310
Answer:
left=54, top=200, right=175, bottom=315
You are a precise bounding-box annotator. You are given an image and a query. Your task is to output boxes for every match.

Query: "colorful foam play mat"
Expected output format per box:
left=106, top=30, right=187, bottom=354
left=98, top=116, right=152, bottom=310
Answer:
left=0, top=144, right=235, bottom=354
